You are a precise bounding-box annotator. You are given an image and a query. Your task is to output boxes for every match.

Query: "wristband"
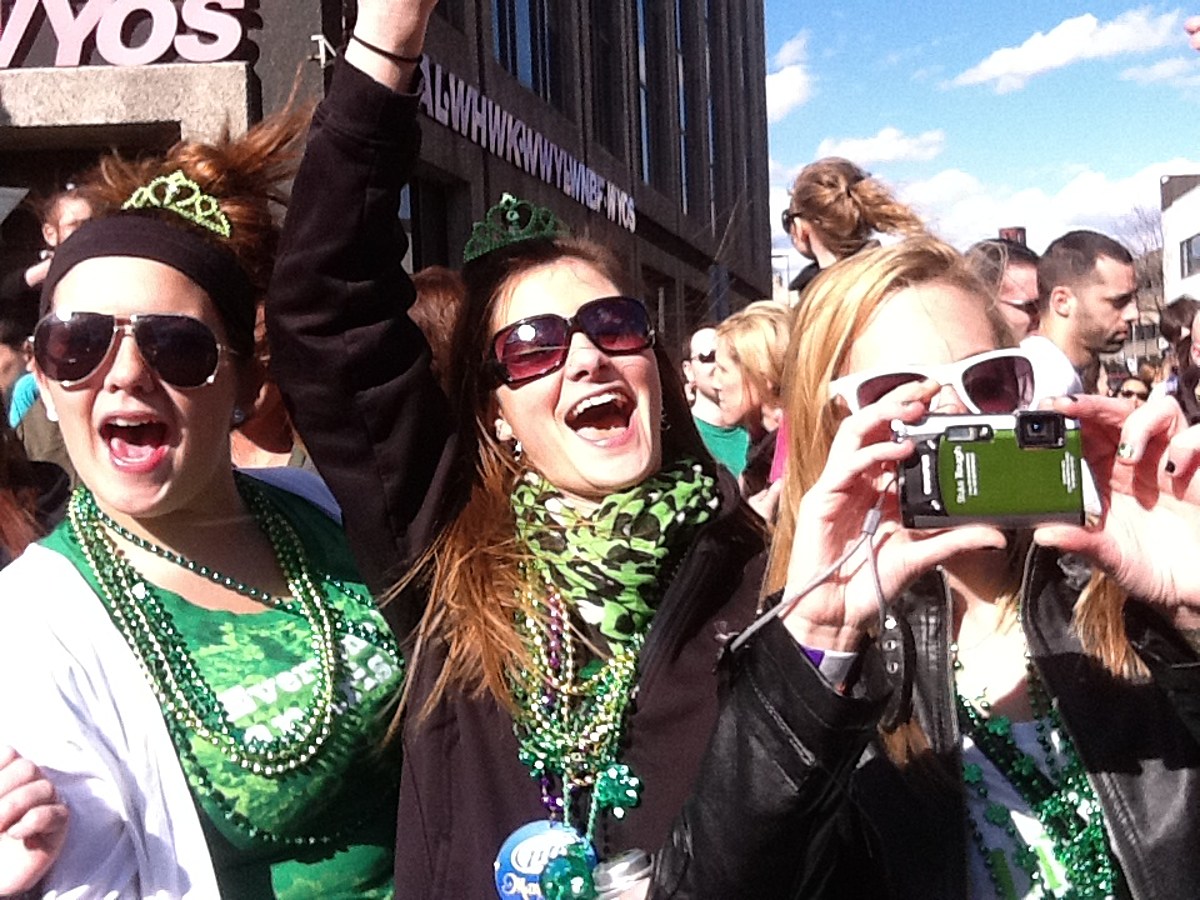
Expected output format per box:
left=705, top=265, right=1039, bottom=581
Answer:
left=350, top=34, right=423, bottom=66
left=801, top=644, right=859, bottom=686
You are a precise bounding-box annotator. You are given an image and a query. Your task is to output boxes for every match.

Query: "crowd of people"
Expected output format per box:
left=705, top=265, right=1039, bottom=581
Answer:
left=2, top=3, right=1200, bottom=899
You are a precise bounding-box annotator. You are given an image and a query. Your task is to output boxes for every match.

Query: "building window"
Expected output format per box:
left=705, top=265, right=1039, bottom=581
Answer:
left=493, top=0, right=569, bottom=114
left=674, top=0, right=688, bottom=216
left=704, top=0, right=719, bottom=230
left=635, top=0, right=672, bottom=191
left=589, top=0, right=623, bottom=156
left=1183, top=234, right=1200, bottom=279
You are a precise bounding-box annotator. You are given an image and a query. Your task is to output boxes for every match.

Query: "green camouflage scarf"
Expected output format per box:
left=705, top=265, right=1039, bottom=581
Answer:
left=511, top=458, right=718, bottom=645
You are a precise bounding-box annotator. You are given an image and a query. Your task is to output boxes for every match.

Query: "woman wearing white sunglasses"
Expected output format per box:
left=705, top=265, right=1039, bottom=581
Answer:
left=750, top=236, right=1200, bottom=898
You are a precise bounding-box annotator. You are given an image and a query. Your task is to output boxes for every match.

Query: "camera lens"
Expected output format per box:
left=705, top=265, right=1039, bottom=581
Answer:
left=1017, top=411, right=1065, bottom=448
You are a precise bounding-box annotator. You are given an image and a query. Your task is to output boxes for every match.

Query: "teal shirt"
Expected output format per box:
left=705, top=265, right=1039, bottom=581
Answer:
left=694, top=416, right=750, bottom=477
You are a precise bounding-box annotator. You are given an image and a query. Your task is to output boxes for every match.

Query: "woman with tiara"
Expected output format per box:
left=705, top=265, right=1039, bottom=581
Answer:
left=0, top=113, right=403, bottom=897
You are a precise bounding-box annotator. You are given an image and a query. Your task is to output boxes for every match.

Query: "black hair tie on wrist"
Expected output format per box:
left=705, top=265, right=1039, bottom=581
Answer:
left=350, top=33, right=423, bottom=66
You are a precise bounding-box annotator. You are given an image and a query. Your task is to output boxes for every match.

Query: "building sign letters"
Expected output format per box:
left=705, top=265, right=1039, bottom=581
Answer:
left=419, top=58, right=637, bottom=233
left=1, top=0, right=245, bottom=68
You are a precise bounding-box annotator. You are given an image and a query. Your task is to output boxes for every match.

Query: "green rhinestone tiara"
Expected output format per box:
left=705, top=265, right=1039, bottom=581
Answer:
left=462, top=193, right=566, bottom=264
left=122, top=170, right=232, bottom=239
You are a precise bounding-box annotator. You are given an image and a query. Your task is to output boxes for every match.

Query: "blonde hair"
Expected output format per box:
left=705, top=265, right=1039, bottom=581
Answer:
left=787, top=157, right=925, bottom=258
left=764, top=236, right=1140, bottom=760
left=714, top=301, right=793, bottom=410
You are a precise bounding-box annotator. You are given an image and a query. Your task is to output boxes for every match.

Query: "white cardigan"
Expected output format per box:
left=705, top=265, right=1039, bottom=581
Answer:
left=0, top=543, right=220, bottom=898
left=0, top=469, right=343, bottom=898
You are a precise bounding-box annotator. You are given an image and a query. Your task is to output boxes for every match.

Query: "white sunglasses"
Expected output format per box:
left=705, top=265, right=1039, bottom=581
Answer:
left=829, top=348, right=1035, bottom=414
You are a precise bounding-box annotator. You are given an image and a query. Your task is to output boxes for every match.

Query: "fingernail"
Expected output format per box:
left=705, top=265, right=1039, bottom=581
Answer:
left=1166, top=460, right=1177, bottom=474
left=1116, top=443, right=1135, bottom=460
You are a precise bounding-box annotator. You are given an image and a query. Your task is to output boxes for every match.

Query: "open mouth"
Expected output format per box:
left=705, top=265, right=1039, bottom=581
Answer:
left=565, top=391, right=634, bottom=442
left=101, top=416, right=170, bottom=469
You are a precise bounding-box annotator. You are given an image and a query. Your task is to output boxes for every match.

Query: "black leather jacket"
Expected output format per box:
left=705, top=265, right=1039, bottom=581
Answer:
left=655, top=549, right=1200, bottom=899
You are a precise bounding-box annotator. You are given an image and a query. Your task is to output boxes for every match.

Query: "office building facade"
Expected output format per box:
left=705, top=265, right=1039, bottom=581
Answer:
left=1, top=1, right=771, bottom=349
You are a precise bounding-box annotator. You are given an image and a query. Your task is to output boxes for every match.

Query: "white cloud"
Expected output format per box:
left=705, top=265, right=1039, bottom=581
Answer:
left=950, top=8, right=1181, bottom=93
left=897, top=156, right=1200, bottom=251
left=765, top=31, right=814, bottom=123
left=816, top=127, right=946, bottom=164
left=774, top=31, right=809, bottom=68
left=1120, top=56, right=1200, bottom=87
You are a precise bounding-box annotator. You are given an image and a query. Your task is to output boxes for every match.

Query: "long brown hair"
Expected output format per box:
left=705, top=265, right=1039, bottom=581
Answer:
left=787, top=157, right=925, bottom=258
left=396, top=235, right=709, bottom=721
left=0, top=426, right=43, bottom=562
left=766, top=237, right=1139, bottom=762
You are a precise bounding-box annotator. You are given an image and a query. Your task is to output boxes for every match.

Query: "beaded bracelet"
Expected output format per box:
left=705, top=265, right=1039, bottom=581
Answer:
left=349, top=33, right=423, bottom=66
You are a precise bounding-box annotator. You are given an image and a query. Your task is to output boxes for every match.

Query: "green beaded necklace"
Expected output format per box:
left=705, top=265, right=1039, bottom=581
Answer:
left=954, top=651, right=1118, bottom=899
left=510, top=581, right=645, bottom=836
left=68, top=476, right=341, bottom=778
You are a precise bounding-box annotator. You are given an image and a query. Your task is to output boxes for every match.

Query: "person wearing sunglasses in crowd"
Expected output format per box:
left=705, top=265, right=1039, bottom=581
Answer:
left=0, top=115, right=405, bottom=897
left=742, top=235, right=1200, bottom=898
left=780, top=157, right=926, bottom=300
left=265, top=2, right=915, bottom=896
left=965, top=238, right=1041, bottom=342
left=1112, top=375, right=1151, bottom=407
left=681, top=322, right=750, bottom=478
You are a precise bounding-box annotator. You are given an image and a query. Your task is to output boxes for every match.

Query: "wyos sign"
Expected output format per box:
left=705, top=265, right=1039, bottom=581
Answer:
left=0, top=0, right=246, bottom=68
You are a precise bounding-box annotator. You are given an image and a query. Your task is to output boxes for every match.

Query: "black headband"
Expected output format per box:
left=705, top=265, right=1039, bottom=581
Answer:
left=40, top=214, right=256, bottom=356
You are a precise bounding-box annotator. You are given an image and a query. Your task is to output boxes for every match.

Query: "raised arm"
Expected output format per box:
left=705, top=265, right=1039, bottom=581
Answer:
left=268, top=1, right=454, bottom=614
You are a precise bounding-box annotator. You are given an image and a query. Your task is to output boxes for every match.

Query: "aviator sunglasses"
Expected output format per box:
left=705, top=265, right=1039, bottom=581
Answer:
left=829, top=348, right=1035, bottom=414
left=487, top=295, right=655, bottom=386
left=34, top=312, right=230, bottom=389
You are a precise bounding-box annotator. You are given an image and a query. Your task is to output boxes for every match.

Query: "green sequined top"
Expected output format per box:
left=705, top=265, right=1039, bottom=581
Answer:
left=42, top=482, right=403, bottom=899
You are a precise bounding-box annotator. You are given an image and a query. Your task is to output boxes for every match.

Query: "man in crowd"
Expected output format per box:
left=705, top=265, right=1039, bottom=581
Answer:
left=682, top=324, right=749, bottom=477
left=1028, top=229, right=1137, bottom=397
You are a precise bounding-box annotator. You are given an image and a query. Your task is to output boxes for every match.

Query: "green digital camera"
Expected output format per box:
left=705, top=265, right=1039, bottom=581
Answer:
left=891, top=411, right=1085, bottom=529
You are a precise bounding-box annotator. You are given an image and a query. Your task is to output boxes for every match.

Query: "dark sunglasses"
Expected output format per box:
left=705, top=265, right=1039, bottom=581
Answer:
left=34, top=312, right=230, bottom=389
left=692, top=350, right=717, bottom=364
left=488, top=296, right=655, bottom=386
left=1117, top=388, right=1148, bottom=400
left=780, top=209, right=799, bottom=233
left=1001, top=298, right=1040, bottom=318
left=829, top=349, right=1035, bottom=414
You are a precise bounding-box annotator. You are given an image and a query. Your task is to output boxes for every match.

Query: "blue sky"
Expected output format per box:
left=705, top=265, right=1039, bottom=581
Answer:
left=763, top=2, right=1200, bottom=278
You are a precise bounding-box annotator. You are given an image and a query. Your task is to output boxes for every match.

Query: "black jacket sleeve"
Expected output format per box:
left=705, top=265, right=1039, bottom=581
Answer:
left=649, top=619, right=888, bottom=899
left=267, top=61, right=458, bottom=628
left=1125, top=600, right=1200, bottom=747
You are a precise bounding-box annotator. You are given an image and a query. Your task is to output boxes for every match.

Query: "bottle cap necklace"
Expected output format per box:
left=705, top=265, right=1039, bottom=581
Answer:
left=494, top=582, right=644, bottom=900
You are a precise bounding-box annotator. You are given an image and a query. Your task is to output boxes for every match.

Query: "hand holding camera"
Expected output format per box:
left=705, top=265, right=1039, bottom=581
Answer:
left=1034, top=393, right=1200, bottom=621
left=780, top=380, right=1007, bottom=650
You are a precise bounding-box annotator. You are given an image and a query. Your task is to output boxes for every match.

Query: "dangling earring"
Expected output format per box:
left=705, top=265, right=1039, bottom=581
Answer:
left=512, top=439, right=523, bottom=459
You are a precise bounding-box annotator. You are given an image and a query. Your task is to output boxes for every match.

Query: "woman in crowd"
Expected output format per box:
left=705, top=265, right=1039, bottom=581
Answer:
left=0, top=423, right=67, bottom=571
left=265, top=2, right=937, bottom=896
left=712, top=301, right=792, bottom=500
left=780, top=157, right=925, bottom=298
left=0, top=113, right=403, bottom=897
left=1158, top=296, right=1200, bottom=422
left=760, top=235, right=1200, bottom=898
left=1112, top=373, right=1151, bottom=406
